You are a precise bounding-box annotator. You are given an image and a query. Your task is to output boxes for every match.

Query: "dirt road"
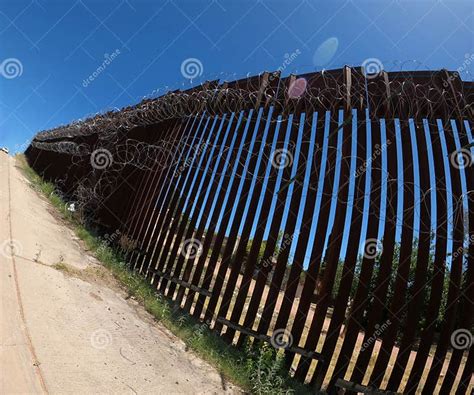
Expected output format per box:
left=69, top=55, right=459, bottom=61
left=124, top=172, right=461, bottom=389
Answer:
left=0, top=152, right=238, bottom=394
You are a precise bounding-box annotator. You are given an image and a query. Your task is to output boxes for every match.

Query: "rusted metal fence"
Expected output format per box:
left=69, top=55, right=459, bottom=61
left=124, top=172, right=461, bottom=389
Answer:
left=26, top=67, right=473, bottom=393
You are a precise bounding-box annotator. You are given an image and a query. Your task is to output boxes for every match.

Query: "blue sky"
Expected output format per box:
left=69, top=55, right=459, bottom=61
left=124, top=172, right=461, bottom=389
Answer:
left=0, top=0, right=473, bottom=151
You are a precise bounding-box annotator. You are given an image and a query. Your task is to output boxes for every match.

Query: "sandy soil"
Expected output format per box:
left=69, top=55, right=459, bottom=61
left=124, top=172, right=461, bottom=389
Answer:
left=0, top=152, right=240, bottom=394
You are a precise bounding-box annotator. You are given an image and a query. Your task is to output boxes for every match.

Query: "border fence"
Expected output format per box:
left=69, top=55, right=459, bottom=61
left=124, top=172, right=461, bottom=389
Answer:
left=26, top=67, right=473, bottom=393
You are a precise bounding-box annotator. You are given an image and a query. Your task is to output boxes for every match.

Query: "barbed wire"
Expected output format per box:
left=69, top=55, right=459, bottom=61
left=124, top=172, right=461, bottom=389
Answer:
left=33, top=68, right=473, bottom=143
left=28, top=68, right=473, bottom=237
